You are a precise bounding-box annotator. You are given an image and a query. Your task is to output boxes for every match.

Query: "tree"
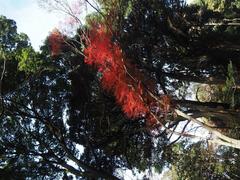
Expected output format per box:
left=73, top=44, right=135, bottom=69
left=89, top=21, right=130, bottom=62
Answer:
left=166, top=141, right=240, bottom=179
left=43, top=0, right=240, bottom=176
left=1, top=0, right=240, bottom=179
left=1, top=15, right=168, bottom=179
left=59, top=0, right=240, bottom=147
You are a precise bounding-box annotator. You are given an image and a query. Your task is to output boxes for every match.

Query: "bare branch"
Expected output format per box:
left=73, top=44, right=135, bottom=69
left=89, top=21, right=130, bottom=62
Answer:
left=175, top=109, right=240, bottom=149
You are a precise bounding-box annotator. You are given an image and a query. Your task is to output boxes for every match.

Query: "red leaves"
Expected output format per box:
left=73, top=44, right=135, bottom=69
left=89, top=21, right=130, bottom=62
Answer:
left=122, top=90, right=148, bottom=118
left=114, top=80, right=148, bottom=118
left=84, top=25, right=172, bottom=126
left=48, top=29, right=64, bottom=56
left=46, top=24, right=172, bottom=127
left=84, top=26, right=148, bottom=119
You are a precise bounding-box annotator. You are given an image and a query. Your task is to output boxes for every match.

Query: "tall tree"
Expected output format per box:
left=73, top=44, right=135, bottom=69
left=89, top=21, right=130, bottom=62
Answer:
left=1, top=0, right=240, bottom=179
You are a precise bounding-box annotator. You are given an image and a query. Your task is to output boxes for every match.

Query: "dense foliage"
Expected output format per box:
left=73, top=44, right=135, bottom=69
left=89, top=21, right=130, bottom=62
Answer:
left=1, top=0, right=240, bottom=179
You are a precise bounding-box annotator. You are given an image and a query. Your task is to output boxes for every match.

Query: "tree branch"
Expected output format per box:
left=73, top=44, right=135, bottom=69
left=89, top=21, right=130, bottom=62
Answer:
left=175, top=109, right=240, bottom=149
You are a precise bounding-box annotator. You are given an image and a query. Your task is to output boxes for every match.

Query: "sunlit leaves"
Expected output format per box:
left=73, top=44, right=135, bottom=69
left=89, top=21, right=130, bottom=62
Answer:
left=16, top=48, right=43, bottom=73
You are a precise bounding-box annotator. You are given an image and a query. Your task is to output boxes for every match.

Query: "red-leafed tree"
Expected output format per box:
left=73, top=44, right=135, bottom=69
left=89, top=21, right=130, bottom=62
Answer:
left=3, top=1, right=240, bottom=180
left=48, top=29, right=64, bottom=56
left=84, top=26, right=148, bottom=119
left=46, top=0, right=240, bottom=151
left=83, top=24, right=174, bottom=127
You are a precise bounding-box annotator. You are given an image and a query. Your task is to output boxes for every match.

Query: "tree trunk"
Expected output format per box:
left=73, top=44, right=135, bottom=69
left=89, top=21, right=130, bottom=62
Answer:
left=175, top=109, right=240, bottom=150
left=163, top=72, right=226, bottom=85
left=174, top=99, right=240, bottom=126
left=175, top=99, right=232, bottom=110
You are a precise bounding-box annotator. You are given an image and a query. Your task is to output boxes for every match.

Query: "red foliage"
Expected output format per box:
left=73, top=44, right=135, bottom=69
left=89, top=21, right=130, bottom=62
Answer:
left=146, top=114, right=158, bottom=127
left=48, top=29, right=64, bottom=56
left=84, top=26, right=148, bottom=119
left=161, top=95, right=171, bottom=113
left=84, top=25, right=173, bottom=127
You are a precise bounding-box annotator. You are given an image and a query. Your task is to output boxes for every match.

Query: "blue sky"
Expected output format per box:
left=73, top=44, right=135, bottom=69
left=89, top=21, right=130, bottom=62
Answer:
left=1, top=0, right=26, bottom=8
left=0, top=0, right=65, bottom=50
left=0, top=0, right=97, bottom=50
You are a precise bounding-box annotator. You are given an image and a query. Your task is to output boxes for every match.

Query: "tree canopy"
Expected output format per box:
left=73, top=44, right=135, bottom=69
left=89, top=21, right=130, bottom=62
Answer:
left=1, top=0, right=240, bottom=179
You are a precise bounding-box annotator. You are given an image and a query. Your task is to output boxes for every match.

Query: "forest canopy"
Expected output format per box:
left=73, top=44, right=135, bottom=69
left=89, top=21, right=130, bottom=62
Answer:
left=0, top=0, right=240, bottom=179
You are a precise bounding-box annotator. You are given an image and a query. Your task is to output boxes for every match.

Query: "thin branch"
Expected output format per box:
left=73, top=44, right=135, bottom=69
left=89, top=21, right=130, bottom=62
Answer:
left=175, top=109, right=240, bottom=149
left=150, top=112, right=202, bottom=139
left=168, top=120, right=191, bottom=146
left=167, top=122, right=179, bottom=140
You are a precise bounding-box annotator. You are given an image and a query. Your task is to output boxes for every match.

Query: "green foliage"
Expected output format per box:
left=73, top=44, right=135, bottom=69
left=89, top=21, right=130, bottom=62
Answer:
left=16, top=48, right=43, bottom=73
left=1, top=0, right=240, bottom=178
left=196, top=0, right=225, bottom=11
left=223, top=61, right=235, bottom=106
left=85, top=12, right=104, bottom=27
left=169, top=142, right=240, bottom=179
left=193, top=0, right=240, bottom=11
left=196, top=61, right=240, bottom=108
left=0, top=15, right=30, bottom=51
left=0, top=14, right=167, bottom=179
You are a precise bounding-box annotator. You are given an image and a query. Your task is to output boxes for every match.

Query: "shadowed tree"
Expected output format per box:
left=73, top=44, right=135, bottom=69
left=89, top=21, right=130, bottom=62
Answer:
left=1, top=0, right=240, bottom=179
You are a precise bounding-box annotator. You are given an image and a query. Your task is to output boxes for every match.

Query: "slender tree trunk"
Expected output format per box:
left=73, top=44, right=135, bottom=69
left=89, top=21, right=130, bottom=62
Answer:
left=174, top=99, right=240, bottom=126
left=174, top=99, right=232, bottom=110
left=163, top=72, right=227, bottom=85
